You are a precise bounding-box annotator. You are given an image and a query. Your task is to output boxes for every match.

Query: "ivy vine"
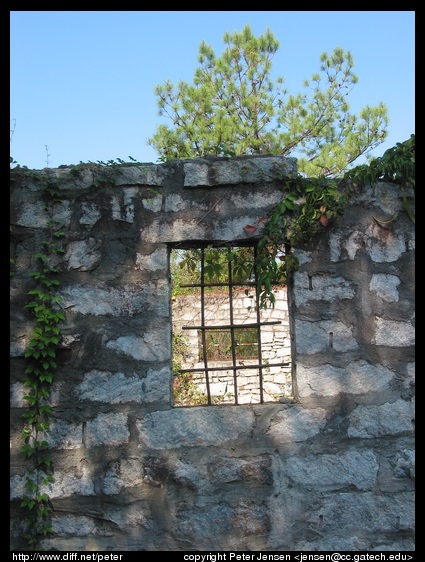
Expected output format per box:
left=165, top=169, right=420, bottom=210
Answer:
left=256, top=134, right=415, bottom=308
left=10, top=156, right=146, bottom=549
left=343, top=133, right=415, bottom=225
left=17, top=172, right=65, bottom=550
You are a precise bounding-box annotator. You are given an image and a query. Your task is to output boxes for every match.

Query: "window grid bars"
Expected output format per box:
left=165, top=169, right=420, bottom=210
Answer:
left=176, top=244, right=289, bottom=406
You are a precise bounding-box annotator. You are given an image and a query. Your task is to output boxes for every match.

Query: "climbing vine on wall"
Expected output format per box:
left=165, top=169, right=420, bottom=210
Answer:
left=10, top=157, right=147, bottom=549
left=255, top=134, right=415, bottom=308
left=256, top=174, right=347, bottom=308
left=16, top=171, right=66, bottom=549
left=343, top=133, right=415, bottom=225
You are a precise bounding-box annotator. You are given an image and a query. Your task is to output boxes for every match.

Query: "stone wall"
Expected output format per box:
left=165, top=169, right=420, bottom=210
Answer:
left=10, top=155, right=415, bottom=551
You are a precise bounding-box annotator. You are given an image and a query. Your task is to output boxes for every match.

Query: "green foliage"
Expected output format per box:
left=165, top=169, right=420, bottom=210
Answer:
left=172, top=333, right=207, bottom=406
left=255, top=174, right=347, bottom=308
left=173, top=372, right=209, bottom=407
left=148, top=24, right=388, bottom=177
left=203, top=328, right=258, bottom=361
left=343, top=134, right=415, bottom=224
left=170, top=246, right=255, bottom=297
left=12, top=170, right=66, bottom=550
left=256, top=135, right=415, bottom=308
left=343, top=134, right=415, bottom=187
left=171, top=332, right=191, bottom=373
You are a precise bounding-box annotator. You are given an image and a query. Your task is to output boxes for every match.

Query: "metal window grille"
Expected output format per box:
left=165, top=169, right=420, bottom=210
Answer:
left=171, top=243, right=290, bottom=406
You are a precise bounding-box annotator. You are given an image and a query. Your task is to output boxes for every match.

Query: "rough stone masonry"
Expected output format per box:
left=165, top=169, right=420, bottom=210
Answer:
left=10, top=155, right=415, bottom=551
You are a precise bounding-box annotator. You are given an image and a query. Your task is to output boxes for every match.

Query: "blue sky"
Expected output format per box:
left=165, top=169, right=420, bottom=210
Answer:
left=10, top=10, right=415, bottom=170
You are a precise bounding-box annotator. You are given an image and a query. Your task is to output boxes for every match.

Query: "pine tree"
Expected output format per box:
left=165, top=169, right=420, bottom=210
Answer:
left=148, top=24, right=388, bottom=177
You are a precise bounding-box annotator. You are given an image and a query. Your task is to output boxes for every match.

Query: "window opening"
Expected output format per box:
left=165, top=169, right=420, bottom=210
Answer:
left=170, top=243, right=293, bottom=406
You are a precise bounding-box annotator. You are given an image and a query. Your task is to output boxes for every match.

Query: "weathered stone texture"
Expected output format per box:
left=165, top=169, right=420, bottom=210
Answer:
left=10, top=155, right=414, bottom=551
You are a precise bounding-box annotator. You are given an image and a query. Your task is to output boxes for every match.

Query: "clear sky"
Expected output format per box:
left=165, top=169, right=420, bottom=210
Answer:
left=10, top=10, right=415, bottom=171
